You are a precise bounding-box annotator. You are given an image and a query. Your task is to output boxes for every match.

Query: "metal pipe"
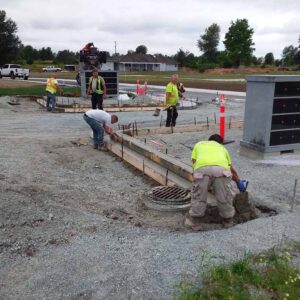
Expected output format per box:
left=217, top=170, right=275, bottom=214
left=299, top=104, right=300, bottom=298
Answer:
left=121, top=137, right=124, bottom=161
left=290, top=179, right=298, bottom=212
left=135, top=120, right=138, bottom=135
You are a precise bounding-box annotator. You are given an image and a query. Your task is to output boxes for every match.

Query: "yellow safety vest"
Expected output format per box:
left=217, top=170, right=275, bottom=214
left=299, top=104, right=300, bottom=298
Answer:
left=191, top=141, right=231, bottom=170
left=165, top=82, right=179, bottom=105
left=45, top=78, right=57, bottom=94
left=89, top=76, right=103, bottom=94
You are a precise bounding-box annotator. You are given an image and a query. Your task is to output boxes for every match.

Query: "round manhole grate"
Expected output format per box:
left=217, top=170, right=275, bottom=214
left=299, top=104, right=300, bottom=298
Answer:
left=144, top=186, right=191, bottom=211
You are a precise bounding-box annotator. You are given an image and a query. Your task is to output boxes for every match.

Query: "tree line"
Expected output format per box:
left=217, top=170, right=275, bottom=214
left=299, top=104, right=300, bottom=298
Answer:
left=0, top=10, right=299, bottom=71
left=176, top=19, right=300, bottom=71
left=0, top=10, right=78, bottom=66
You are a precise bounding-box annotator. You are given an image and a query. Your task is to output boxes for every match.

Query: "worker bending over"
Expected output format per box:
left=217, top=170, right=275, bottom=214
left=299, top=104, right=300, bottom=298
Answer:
left=83, top=109, right=118, bottom=151
left=185, top=134, right=241, bottom=230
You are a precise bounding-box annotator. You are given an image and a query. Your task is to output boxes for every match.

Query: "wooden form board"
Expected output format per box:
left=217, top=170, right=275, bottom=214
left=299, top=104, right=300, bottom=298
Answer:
left=108, top=138, right=192, bottom=189
left=113, top=133, right=194, bottom=182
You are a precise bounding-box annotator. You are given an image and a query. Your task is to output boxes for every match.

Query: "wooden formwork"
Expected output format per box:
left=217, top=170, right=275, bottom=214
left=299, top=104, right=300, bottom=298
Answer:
left=107, top=122, right=243, bottom=189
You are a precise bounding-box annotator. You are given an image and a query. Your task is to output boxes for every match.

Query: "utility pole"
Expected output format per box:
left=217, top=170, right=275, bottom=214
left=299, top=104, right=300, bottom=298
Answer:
left=114, top=41, right=117, bottom=55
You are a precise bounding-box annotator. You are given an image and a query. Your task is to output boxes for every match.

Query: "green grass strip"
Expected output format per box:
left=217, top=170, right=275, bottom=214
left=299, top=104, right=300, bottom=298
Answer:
left=175, top=246, right=300, bottom=300
left=0, top=86, right=80, bottom=96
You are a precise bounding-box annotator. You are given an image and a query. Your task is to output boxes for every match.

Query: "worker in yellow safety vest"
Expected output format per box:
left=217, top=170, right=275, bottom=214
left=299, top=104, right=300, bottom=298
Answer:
left=185, top=134, right=241, bottom=230
left=45, top=74, right=62, bottom=112
left=165, top=74, right=179, bottom=127
left=86, top=69, right=107, bottom=110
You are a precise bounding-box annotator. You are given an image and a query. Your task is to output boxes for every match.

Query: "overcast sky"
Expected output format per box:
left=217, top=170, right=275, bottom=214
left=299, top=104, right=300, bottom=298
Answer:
left=1, top=0, right=299, bottom=58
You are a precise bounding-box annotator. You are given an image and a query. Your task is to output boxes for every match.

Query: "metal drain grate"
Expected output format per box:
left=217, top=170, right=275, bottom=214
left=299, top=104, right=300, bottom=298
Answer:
left=152, top=186, right=189, bottom=200
left=144, top=186, right=191, bottom=211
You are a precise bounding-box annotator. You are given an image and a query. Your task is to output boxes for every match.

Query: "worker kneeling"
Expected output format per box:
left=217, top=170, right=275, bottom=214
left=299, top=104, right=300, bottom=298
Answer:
left=185, top=134, right=239, bottom=230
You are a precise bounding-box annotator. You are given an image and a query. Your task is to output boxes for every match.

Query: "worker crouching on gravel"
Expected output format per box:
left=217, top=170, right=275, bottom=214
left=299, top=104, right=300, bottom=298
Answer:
left=185, top=134, right=239, bottom=230
left=83, top=109, right=118, bottom=151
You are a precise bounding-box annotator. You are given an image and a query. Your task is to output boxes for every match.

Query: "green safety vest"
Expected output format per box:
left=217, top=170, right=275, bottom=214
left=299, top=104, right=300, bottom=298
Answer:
left=191, top=141, right=231, bottom=170
left=89, top=76, right=103, bottom=94
left=165, top=82, right=179, bottom=105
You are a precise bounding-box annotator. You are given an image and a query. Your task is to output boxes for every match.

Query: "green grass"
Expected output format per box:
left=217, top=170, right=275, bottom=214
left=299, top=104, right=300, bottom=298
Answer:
left=175, top=247, right=300, bottom=300
left=30, top=71, right=78, bottom=79
left=0, top=85, right=80, bottom=96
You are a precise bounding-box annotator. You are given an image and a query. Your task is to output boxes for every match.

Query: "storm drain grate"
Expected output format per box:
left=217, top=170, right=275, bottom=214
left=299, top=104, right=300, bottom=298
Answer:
left=152, top=186, right=190, bottom=201
left=144, top=186, right=191, bottom=211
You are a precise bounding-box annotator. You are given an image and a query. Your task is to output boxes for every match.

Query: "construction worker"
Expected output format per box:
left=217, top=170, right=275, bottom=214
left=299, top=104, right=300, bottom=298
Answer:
left=83, top=109, right=118, bottom=151
left=165, top=74, right=179, bottom=127
left=45, top=74, right=62, bottom=112
left=87, top=69, right=107, bottom=110
left=185, top=134, right=240, bottom=230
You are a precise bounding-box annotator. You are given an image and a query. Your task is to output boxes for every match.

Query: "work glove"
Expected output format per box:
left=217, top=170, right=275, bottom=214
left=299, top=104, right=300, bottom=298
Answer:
left=237, top=180, right=247, bottom=193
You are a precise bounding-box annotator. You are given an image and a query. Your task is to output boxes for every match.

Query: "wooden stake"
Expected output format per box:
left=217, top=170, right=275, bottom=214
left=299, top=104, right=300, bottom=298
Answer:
left=121, top=137, right=124, bottom=161
left=132, top=122, right=135, bottom=137
left=135, top=120, right=138, bottom=135
left=165, top=169, right=169, bottom=186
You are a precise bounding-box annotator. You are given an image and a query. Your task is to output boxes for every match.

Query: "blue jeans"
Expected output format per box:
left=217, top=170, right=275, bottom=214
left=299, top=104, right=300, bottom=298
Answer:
left=83, top=114, right=104, bottom=146
left=46, top=91, right=56, bottom=112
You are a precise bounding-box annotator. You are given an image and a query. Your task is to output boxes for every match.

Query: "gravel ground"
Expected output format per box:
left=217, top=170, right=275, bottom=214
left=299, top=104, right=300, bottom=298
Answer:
left=0, top=96, right=299, bottom=300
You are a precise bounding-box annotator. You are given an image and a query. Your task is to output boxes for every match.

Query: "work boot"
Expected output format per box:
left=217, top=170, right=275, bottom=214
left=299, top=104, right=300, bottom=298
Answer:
left=222, top=217, right=234, bottom=229
left=93, top=144, right=98, bottom=149
left=184, top=215, right=206, bottom=231
left=98, top=145, right=108, bottom=152
left=46, top=107, right=51, bottom=111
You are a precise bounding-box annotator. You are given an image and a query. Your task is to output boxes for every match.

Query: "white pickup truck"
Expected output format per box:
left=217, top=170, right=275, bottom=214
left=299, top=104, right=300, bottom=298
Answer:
left=0, top=64, right=29, bottom=80
left=42, top=66, right=62, bottom=72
